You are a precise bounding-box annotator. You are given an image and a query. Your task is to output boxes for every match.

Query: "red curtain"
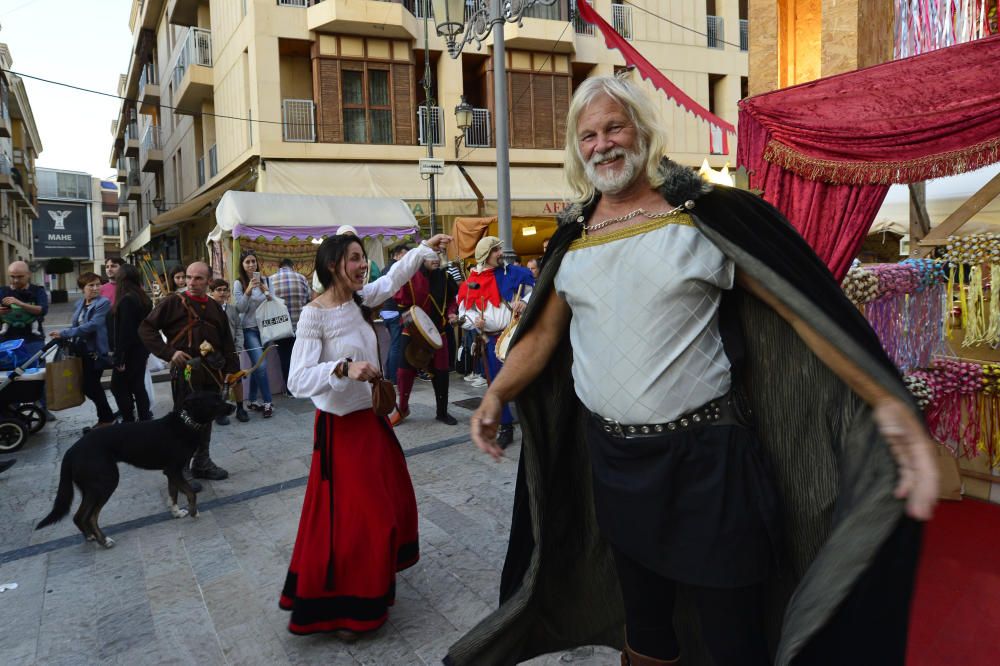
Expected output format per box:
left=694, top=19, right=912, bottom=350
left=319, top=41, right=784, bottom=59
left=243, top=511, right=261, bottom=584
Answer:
left=739, top=34, right=1000, bottom=279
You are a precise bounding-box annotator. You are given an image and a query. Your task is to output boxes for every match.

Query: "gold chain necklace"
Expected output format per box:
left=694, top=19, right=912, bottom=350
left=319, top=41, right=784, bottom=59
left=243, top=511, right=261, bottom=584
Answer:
left=582, top=200, right=694, bottom=233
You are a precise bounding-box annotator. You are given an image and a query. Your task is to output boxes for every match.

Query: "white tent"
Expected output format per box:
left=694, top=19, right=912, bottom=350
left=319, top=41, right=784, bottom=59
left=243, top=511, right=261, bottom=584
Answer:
left=208, top=191, right=419, bottom=243
left=870, top=164, right=1000, bottom=237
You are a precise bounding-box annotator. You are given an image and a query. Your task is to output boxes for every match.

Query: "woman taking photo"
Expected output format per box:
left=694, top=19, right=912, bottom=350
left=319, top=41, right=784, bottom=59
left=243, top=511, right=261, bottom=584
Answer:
left=234, top=251, right=274, bottom=417
left=109, top=264, right=153, bottom=422
left=280, top=232, right=451, bottom=637
left=51, top=273, right=114, bottom=431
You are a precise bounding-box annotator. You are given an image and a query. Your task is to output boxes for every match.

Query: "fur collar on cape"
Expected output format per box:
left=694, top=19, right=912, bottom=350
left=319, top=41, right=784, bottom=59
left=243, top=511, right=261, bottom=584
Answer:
left=556, top=158, right=712, bottom=227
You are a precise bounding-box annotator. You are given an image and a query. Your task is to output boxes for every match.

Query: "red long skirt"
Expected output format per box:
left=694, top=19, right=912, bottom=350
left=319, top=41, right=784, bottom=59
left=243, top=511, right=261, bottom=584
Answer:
left=279, top=408, right=419, bottom=635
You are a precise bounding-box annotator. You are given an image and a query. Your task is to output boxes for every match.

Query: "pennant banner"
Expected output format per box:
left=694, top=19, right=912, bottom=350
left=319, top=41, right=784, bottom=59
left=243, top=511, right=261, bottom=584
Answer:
left=575, top=0, right=736, bottom=154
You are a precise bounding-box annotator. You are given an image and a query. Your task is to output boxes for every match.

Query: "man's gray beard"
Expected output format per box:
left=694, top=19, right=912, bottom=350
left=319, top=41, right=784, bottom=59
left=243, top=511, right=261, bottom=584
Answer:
left=584, top=147, right=646, bottom=195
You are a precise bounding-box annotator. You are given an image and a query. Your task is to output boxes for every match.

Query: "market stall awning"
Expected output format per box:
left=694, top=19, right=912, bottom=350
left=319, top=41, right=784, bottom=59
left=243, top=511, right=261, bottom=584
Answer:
left=151, top=170, right=256, bottom=233
left=120, top=224, right=151, bottom=258
left=460, top=166, right=573, bottom=206
left=209, top=191, right=418, bottom=242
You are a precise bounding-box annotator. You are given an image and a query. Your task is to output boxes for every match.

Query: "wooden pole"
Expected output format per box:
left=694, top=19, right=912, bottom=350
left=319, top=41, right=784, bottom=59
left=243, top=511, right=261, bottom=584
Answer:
left=915, top=170, right=1000, bottom=257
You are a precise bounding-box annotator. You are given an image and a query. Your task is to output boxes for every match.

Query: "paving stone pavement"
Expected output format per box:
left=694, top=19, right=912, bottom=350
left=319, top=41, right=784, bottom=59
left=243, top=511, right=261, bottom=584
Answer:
left=0, top=367, right=617, bottom=665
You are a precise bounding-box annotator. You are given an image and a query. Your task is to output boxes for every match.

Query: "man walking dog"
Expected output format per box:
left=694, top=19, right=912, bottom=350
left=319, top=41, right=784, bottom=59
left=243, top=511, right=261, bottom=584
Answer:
left=139, top=262, right=238, bottom=485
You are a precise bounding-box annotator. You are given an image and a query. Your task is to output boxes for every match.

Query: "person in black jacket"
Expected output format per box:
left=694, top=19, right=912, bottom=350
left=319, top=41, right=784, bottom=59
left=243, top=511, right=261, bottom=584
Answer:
left=109, top=264, right=154, bottom=422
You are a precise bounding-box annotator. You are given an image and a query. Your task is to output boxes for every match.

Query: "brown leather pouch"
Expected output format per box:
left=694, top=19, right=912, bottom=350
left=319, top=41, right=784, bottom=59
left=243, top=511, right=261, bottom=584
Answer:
left=370, top=378, right=397, bottom=417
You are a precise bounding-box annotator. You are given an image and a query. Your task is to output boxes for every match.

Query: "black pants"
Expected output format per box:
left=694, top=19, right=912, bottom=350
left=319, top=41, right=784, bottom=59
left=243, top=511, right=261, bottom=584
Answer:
left=81, top=355, right=114, bottom=423
left=170, top=369, right=215, bottom=469
left=275, top=336, right=295, bottom=390
left=110, top=350, right=151, bottom=422
left=613, top=547, right=769, bottom=665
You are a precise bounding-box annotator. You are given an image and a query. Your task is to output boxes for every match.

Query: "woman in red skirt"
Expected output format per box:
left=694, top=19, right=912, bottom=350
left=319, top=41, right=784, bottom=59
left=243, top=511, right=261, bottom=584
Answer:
left=282, top=230, right=453, bottom=638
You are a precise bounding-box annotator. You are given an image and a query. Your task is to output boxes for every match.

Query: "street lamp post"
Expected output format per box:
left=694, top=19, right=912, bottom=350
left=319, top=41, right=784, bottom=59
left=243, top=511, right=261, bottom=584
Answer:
left=432, top=0, right=559, bottom=260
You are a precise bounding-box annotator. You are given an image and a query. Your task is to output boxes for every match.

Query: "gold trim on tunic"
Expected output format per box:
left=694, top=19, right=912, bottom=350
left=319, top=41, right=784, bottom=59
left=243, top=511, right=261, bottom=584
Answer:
left=569, top=212, right=695, bottom=252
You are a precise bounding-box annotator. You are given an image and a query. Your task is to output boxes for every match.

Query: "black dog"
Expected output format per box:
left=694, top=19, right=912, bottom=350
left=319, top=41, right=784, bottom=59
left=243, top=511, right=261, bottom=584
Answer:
left=36, top=391, right=234, bottom=548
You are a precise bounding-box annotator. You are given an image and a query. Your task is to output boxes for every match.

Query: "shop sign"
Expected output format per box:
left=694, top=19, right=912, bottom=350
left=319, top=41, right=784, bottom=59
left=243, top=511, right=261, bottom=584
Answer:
left=542, top=201, right=569, bottom=214
left=33, top=202, right=92, bottom=259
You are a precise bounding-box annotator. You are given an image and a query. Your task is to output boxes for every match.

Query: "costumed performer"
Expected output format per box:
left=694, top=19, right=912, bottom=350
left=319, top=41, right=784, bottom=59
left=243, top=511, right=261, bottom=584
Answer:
left=447, top=75, right=938, bottom=666
left=390, top=250, right=460, bottom=426
left=457, top=237, right=535, bottom=448
left=281, top=232, right=452, bottom=638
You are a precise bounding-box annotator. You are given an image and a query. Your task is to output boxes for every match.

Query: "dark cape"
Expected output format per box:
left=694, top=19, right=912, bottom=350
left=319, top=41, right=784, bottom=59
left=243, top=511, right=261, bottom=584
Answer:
left=444, top=160, right=923, bottom=666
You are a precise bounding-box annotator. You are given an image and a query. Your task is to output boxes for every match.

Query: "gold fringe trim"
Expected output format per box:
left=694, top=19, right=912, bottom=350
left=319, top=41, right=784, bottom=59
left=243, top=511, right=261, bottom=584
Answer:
left=762, top=136, right=1000, bottom=185
left=569, top=213, right=695, bottom=251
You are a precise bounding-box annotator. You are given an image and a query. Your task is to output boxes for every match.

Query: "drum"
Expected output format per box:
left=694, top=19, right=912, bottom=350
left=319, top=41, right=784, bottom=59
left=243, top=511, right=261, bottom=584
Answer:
left=404, top=306, right=443, bottom=370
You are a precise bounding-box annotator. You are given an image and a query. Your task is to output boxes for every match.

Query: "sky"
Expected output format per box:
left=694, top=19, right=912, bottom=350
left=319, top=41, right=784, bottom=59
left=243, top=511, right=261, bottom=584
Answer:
left=1, top=0, right=133, bottom=179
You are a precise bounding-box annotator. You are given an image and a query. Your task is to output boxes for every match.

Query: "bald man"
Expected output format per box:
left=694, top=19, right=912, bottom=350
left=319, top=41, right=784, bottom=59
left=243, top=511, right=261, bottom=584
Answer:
left=139, top=262, right=238, bottom=483
left=1, top=260, right=49, bottom=358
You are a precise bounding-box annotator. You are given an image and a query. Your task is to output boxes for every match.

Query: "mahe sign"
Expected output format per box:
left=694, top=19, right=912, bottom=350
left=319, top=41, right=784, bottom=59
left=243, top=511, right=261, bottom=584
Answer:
left=34, top=202, right=91, bottom=259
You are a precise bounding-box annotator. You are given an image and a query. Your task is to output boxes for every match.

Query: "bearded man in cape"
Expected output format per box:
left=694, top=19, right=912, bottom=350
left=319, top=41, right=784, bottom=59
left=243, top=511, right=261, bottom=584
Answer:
left=445, top=76, right=938, bottom=666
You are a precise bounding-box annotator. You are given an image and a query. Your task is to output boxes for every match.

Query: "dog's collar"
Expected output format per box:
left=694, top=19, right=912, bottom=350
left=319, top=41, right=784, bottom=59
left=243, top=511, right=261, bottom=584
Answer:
left=178, top=409, right=210, bottom=431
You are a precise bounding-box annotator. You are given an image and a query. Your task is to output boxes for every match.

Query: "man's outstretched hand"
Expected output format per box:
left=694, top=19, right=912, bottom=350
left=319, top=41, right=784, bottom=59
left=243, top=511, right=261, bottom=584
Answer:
left=874, top=400, right=939, bottom=521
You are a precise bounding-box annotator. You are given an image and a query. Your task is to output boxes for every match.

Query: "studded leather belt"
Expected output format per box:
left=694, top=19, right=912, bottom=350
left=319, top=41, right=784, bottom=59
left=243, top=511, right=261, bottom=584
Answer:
left=590, top=390, right=749, bottom=439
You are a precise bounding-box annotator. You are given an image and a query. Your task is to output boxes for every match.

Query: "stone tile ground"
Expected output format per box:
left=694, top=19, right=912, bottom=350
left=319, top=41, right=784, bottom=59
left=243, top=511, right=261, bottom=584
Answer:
left=0, top=336, right=616, bottom=665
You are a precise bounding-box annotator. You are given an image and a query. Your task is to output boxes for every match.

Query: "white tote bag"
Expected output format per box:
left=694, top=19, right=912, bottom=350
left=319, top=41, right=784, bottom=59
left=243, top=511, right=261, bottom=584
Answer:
left=255, top=296, right=294, bottom=345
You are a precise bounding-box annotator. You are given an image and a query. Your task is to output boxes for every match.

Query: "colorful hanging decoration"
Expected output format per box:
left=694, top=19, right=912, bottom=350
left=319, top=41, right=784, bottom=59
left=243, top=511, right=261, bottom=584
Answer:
left=841, top=264, right=880, bottom=306
left=979, top=364, right=1000, bottom=465
left=921, top=358, right=983, bottom=458
left=895, top=0, right=1000, bottom=59
left=942, top=232, right=1000, bottom=265
left=842, top=260, right=948, bottom=371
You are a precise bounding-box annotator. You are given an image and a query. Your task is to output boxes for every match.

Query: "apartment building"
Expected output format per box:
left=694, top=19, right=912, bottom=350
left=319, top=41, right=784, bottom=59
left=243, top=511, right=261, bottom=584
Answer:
left=0, top=44, right=43, bottom=282
left=111, top=0, right=749, bottom=264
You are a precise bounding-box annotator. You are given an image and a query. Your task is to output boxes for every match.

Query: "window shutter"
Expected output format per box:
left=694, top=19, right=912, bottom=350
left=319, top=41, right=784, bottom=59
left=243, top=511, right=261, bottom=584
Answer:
left=509, top=72, right=533, bottom=149
left=531, top=75, right=554, bottom=149
left=314, top=58, right=343, bottom=143
left=392, top=63, right=415, bottom=145
left=554, top=75, right=570, bottom=149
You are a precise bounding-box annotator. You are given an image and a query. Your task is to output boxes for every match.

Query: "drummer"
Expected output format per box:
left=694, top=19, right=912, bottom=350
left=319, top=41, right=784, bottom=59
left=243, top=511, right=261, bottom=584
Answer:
left=457, top=237, right=534, bottom=448
left=390, top=250, right=460, bottom=426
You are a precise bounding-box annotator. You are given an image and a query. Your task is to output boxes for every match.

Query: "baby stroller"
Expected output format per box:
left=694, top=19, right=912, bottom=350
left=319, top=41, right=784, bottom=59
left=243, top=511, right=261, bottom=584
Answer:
left=0, top=338, right=58, bottom=453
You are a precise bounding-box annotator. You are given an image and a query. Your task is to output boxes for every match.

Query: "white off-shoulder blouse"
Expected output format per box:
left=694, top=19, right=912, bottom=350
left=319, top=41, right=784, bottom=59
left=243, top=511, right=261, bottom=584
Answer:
left=287, top=243, right=435, bottom=415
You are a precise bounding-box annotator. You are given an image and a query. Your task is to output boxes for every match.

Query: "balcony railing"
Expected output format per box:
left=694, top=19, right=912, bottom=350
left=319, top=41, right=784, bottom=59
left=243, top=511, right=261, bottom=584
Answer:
left=141, top=125, right=162, bottom=152
left=707, top=15, right=724, bottom=49
left=739, top=19, right=748, bottom=52
left=128, top=165, right=141, bottom=187
left=197, top=156, right=205, bottom=187
left=126, top=121, right=140, bottom=141
left=208, top=144, right=218, bottom=177
left=464, top=107, right=491, bottom=148
left=418, top=105, right=444, bottom=146
left=0, top=80, right=9, bottom=123
left=139, top=63, right=157, bottom=94
left=282, top=99, right=316, bottom=142
left=574, top=1, right=595, bottom=36
left=0, top=153, right=11, bottom=176
left=173, top=27, right=213, bottom=89
left=612, top=3, right=632, bottom=40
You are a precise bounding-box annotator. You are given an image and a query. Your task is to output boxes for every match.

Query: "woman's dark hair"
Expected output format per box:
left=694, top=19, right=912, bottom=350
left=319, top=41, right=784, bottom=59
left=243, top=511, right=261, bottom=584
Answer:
left=77, top=272, right=101, bottom=289
left=315, top=235, right=373, bottom=321
left=114, top=264, right=152, bottom=314
left=170, top=265, right=186, bottom=282
left=237, top=250, right=261, bottom=289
